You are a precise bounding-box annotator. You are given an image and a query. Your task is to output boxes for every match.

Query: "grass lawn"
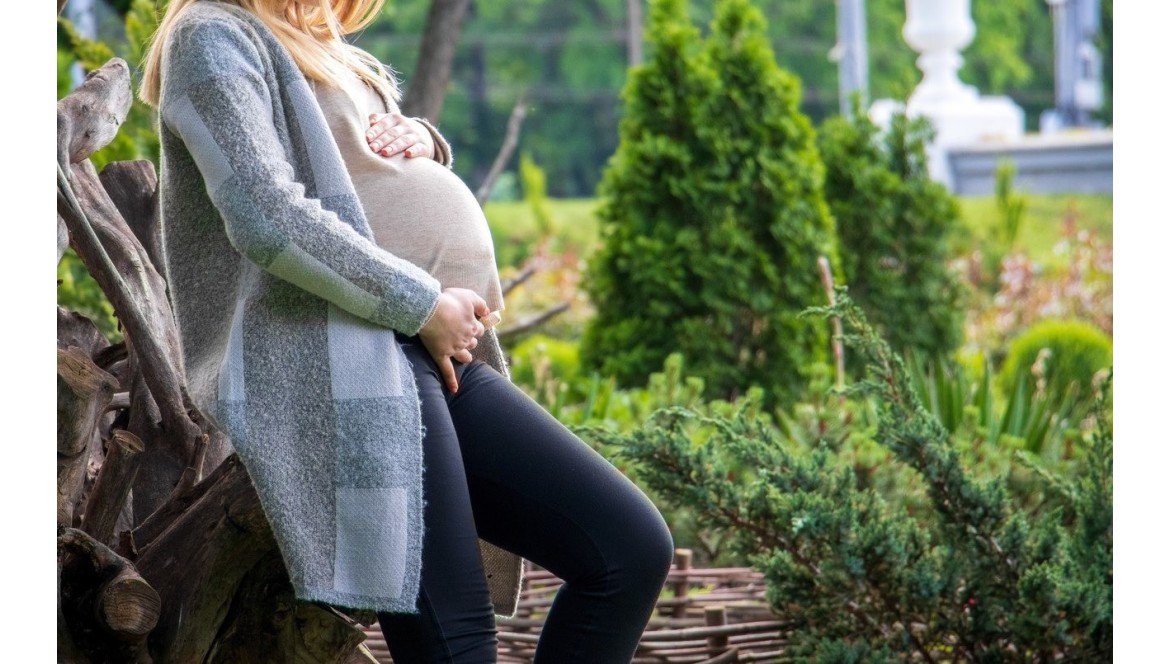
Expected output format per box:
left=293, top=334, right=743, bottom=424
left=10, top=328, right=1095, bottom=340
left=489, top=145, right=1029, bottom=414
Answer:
left=955, top=193, right=1112, bottom=266
left=487, top=194, right=1113, bottom=270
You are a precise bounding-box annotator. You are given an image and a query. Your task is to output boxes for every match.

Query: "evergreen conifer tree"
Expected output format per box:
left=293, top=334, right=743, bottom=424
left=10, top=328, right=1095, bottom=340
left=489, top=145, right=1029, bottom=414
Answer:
left=581, top=0, right=837, bottom=406
left=818, top=108, right=965, bottom=363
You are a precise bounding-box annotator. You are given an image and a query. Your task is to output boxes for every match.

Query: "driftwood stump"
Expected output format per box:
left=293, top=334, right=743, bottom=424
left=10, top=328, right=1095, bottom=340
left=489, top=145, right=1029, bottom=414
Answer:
left=57, top=57, right=375, bottom=663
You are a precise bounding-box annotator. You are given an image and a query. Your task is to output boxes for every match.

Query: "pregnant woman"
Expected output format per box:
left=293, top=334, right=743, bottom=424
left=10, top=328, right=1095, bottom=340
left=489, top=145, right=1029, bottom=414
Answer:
left=140, top=0, right=674, bottom=662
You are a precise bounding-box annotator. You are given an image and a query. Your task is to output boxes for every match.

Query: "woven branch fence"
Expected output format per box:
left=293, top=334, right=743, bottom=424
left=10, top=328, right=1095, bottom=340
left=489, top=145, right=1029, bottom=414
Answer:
left=360, top=549, right=788, bottom=663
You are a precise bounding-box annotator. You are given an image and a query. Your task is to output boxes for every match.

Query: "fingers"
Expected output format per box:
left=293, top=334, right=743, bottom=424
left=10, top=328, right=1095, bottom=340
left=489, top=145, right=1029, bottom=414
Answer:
left=366, top=113, right=433, bottom=159
left=437, top=356, right=459, bottom=393
left=452, top=348, right=474, bottom=365
left=472, top=295, right=490, bottom=319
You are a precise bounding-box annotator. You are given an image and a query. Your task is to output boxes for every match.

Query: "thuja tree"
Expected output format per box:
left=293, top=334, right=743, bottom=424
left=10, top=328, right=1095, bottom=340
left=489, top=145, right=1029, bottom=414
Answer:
left=588, top=295, right=1112, bottom=661
left=580, top=0, right=837, bottom=407
left=818, top=107, right=965, bottom=366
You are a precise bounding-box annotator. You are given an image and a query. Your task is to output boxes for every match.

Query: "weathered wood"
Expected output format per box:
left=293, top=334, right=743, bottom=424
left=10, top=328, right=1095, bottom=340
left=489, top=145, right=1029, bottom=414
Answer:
left=673, top=549, right=694, bottom=619
left=56, top=58, right=132, bottom=166
left=58, top=527, right=159, bottom=664
left=58, top=346, right=117, bottom=527
left=134, top=456, right=276, bottom=663
left=100, top=161, right=163, bottom=275
left=705, top=605, right=730, bottom=651
left=81, top=430, right=144, bottom=545
left=132, top=451, right=231, bottom=551
left=99, top=567, right=162, bottom=636
left=57, top=306, right=110, bottom=357
left=58, top=153, right=231, bottom=516
left=59, top=213, right=71, bottom=263
left=203, top=551, right=368, bottom=663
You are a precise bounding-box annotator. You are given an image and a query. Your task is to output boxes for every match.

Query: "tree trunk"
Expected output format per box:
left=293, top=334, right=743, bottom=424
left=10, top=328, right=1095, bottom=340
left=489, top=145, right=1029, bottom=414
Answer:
left=56, top=58, right=372, bottom=663
left=400, top=0, right=471, bottom=121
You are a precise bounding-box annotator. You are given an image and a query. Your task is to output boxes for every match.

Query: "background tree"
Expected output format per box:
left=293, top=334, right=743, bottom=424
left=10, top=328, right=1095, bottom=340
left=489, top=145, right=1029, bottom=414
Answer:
left=817, top=106, right=965, bottom=366
left=69, top=0, right=1112, bottom=198
left=579, top=0, right=837, bottom=407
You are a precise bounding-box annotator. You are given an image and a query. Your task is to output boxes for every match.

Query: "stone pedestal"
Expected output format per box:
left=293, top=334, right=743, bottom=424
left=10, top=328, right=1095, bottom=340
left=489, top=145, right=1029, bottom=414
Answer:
left=869, top=0, right=1024, bottom=189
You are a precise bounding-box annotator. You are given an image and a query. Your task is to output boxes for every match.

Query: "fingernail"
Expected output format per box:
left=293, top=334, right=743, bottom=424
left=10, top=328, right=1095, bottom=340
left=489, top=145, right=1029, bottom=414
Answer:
left=366, top=130, right=376, bottom=139
left=370, top=141, right=381, bottom=150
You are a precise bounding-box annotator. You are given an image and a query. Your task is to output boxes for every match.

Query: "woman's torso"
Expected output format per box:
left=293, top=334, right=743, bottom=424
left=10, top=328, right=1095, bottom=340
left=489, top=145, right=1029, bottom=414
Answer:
left=312, top=78, right=504, bottom=314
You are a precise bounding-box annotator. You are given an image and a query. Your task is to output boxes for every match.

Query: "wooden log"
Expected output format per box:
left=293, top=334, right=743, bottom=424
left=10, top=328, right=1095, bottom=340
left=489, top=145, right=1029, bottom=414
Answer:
left=133, top=455, right=275, bottom=663
left=705, top=605, right=729, bottom=652
left=57, top=307, right=111, bottom=356
left=203, top=550, right=368, bottom=663
left=697, top=648, right=740, bottom=664
left=58, top=158, right=195, bottom=451
left=132, top=454, right=228, bottom=550
left=99, top=566, right=161, bottom=636
left=59, top=213, right=71, bottom=263
left=673, top=548, right=693, bottom=619
left=58, top=347, right=117, bottom=527
left=58, top=154, right=231, bottom=516
left=100, top=161, right=164, bottom=281
left=81, top=429, right=144, bottom=545
left=58, top=527, right=160, bottom=664
left=56, top=58, right=132, bottom=166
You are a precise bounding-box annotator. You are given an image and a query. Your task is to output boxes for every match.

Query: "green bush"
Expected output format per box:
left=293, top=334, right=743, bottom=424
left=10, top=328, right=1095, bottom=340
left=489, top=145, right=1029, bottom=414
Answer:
left=588, top=295, right=1112, bottom=660
left=580, top=0, right=837, bottom=408
left=818, top=106, right=965, bottom=365
left=1000, top=319, right=1113, bottom=412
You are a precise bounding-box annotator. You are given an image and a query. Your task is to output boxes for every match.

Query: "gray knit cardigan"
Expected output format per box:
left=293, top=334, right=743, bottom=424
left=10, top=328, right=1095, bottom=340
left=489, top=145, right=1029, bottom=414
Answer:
left=157, top=0, right=521, bottom=615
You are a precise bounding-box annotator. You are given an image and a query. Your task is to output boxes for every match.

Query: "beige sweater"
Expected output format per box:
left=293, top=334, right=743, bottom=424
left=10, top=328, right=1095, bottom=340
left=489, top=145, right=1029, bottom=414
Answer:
left=312, top=79, right=504, bottom=316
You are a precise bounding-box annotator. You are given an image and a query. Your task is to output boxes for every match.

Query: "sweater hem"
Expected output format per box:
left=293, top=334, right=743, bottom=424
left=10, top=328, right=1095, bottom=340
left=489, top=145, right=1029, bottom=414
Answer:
left=294, top=584, right=421, bottom=616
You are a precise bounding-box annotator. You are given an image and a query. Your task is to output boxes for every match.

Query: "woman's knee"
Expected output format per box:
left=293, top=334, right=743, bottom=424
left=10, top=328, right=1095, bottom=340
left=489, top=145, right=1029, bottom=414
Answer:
left=606, top=501, right=675, bottom=592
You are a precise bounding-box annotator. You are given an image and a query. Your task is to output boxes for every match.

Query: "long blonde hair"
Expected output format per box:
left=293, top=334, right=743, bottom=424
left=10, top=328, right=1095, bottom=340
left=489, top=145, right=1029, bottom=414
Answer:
left=140, top=0, right=398, bottom=107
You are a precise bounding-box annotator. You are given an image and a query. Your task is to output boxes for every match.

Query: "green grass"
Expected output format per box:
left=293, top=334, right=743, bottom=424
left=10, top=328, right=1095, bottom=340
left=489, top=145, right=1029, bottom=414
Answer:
left=486, top=194, right=1113, bottom=272
left=484, top=198, right=601, bottom=268
left=955, top=194, right=1113, bottom=266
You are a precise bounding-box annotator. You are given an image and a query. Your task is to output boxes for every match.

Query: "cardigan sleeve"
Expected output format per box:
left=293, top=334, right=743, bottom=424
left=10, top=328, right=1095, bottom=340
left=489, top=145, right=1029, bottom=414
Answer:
left=160, top=16, right=441, bottom=335
left=411, top=116, right=453, bottom=168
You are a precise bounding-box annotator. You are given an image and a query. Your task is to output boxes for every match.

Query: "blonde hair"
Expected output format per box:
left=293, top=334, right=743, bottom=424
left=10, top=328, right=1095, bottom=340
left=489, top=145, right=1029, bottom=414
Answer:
left=140, top=0, right=398, bottom=107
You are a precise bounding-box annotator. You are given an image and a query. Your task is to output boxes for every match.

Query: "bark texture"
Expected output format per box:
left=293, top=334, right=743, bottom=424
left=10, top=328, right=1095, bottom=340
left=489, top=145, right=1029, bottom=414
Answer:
left=399, top=0, right=471, bottom=121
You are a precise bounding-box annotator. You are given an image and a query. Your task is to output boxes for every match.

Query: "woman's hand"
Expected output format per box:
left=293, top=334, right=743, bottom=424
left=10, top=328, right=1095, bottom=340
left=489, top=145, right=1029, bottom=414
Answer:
left=418, top=288, right=490, bottom=392
left=366, top=112, right=435, bottom=159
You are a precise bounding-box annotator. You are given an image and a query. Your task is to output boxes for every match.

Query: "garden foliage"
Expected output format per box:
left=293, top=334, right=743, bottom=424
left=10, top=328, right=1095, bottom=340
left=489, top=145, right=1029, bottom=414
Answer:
left=587, top=294, right=1112, bottom=661
left=999, top=319, right=1113, bottom=415
left=818, top=106, right=965, bottom=366
left=581, top=0, right=837, bottom=407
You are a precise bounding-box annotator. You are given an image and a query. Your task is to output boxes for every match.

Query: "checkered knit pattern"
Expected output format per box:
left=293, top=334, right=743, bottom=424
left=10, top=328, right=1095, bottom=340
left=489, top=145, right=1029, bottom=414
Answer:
left=157, top=0, right=521, bottom=615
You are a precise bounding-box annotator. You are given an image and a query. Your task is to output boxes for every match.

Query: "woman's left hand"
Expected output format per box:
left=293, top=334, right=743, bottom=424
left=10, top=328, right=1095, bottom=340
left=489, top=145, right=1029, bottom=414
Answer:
left=366, top=112, right=435, bottom=159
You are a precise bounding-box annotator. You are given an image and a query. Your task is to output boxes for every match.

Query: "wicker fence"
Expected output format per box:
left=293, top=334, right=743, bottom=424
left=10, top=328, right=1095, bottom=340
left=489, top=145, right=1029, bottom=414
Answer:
left=359, top=549, right=788, bottom=663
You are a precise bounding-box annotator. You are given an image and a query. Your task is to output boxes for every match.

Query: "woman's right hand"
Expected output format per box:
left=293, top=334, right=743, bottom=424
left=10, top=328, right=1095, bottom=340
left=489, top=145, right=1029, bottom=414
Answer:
left=418, top=288, right=490, bottom=393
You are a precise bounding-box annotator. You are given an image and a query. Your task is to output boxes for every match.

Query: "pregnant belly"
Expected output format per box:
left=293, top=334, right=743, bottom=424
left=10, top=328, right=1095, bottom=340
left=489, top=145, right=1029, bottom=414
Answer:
left=353, top=156, right=502, bottom=308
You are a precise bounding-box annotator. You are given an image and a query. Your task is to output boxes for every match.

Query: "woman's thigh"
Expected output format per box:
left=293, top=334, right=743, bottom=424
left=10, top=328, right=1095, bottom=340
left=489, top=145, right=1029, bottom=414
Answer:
left=447, top=361, right=674, bottom=592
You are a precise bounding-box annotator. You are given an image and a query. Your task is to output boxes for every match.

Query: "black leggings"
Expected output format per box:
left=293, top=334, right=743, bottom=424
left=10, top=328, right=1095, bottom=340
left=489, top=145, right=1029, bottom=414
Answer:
left=378, top=335, right=675, bottom=663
